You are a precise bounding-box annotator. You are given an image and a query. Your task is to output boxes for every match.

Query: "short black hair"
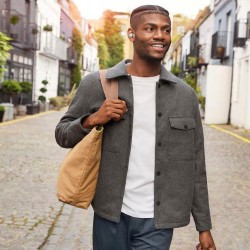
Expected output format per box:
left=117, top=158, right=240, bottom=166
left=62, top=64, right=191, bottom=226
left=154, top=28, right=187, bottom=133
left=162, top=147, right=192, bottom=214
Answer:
left=130, top=5, right=170, bottom=29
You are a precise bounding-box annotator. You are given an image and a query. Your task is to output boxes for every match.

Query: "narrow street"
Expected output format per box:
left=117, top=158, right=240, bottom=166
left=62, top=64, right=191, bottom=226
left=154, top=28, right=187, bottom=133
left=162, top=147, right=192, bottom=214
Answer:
left=0, top=110, right=249, bottom=250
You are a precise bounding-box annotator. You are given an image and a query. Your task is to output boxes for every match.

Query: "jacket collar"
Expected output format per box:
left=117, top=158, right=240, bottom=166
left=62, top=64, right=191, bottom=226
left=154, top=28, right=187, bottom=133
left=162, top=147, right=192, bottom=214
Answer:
left=106, top=59, right=178, bottom=84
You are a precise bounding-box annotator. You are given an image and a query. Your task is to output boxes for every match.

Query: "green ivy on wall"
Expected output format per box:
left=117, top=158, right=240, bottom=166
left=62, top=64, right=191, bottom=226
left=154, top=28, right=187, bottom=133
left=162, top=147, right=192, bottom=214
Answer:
left=70, top=27, right=84, bottom=88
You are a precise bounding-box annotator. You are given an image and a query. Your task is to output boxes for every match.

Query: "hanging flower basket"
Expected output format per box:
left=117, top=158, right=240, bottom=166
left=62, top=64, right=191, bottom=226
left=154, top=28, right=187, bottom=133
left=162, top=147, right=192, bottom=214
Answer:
left=10, top=15, right=20, bottom=25
left=43, top=25, right=53, bottom=32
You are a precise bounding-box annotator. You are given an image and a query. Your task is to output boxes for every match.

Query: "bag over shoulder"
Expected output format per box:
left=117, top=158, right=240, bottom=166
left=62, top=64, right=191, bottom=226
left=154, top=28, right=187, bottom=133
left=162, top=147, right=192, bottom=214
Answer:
left=57, top=70, right=118, bottom=209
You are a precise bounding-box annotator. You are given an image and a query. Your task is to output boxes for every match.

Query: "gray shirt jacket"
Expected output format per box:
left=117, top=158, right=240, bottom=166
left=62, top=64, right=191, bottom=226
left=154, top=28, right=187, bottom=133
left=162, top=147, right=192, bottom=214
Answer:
left=55, top=60, right=212, bottom=232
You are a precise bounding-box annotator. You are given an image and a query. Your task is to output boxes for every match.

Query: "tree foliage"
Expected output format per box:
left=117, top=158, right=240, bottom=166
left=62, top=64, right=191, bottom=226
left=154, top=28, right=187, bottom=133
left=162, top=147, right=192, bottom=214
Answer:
left=72, top=27, right=83, bottom=57
left=19, top=81, right=32, bottom=105
left=38, top=80, right=48, bottom=103
left=71, top=27, right=84, bottom=88
left=94, top=31, right=110, bottom=69
left=71, top=64, right=82, bottom=88
left=171, top=64, right=182, bottom=76
left=0, top=32, right=12, bottom=78
left=2, top=80, right=21, bottom=103
left=103, top=10, right=124, bottom=67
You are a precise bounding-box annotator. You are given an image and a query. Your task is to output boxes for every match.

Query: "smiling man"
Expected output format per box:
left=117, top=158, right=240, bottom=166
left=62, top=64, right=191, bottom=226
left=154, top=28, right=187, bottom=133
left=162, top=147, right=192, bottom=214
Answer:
left=55, top=5, right=216, bottom=250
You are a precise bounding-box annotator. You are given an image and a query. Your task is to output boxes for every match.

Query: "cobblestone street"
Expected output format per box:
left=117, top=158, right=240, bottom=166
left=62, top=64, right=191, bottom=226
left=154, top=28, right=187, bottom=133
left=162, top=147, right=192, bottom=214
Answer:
left=0, top=110, right=250, bottom=250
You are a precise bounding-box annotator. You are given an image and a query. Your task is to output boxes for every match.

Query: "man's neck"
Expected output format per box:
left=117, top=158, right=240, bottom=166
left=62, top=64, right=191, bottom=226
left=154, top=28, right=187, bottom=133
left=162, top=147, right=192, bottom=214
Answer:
left=127, top=58, right=162, bottom=77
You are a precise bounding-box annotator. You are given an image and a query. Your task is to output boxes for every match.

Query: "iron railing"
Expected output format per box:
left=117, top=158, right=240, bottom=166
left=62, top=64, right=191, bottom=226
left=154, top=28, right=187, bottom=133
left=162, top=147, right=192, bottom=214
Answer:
left=211, top=31, right=228, bottom=59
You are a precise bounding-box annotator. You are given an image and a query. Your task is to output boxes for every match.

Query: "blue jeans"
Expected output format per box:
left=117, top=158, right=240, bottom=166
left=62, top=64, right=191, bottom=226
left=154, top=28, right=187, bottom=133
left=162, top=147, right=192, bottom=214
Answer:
left=93, top=213, right=173, bottom=250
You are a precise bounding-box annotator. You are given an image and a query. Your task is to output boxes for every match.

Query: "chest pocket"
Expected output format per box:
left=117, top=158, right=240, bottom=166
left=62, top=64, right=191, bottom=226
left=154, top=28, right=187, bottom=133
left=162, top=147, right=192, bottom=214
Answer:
left=168, top=117, right=196, bottom=161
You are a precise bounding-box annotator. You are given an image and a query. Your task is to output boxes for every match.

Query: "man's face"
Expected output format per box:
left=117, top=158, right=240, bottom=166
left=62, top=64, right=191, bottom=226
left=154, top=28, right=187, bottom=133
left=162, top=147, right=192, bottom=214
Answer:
left=132, top=13, right=171, bottom=61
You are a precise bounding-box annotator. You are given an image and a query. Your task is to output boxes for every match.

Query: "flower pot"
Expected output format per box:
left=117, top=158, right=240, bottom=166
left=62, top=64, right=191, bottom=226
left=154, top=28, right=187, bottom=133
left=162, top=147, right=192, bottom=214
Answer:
left=39, top=102, right=50, bottom=112
left=0, top=111, right=5, bottom=122
left=26, top=104, right=40, bottom=115
left=17, top=105, right=27, bottom=116
left=215, top=46, right=225, bottom=59
left=0, top=103, right=14, bottom=121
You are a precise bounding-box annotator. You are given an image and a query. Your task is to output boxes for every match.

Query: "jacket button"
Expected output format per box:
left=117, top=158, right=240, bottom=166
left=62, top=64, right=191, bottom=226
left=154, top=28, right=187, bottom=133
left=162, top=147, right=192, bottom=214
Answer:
left=157, top=112, right=162, bottom=117
left=158, top=142, right=162, bottom=147
left=156, top=201, right=161, bottom=206
left=184, top=125, right=188, bottom=129
left=156, top=171, right=161, bottom=176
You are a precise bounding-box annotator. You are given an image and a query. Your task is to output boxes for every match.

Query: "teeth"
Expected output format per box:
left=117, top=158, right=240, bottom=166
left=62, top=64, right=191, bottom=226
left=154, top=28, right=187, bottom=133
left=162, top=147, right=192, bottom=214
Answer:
left=152, top=44, right=164, bottom=48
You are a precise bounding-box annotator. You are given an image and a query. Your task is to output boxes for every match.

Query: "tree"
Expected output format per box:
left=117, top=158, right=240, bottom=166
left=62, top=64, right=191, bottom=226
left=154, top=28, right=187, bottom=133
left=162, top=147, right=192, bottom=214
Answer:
left=38, top=80, right=48, bottom=103
left=103, top=10, right=124, bottom=67
left=0, top=32, right=12, bottom=79
left=94, top=31, right=110, bottom=69
left=2, top=80, right=21, bottom=103
left=19, top=81, right=32, bottom=105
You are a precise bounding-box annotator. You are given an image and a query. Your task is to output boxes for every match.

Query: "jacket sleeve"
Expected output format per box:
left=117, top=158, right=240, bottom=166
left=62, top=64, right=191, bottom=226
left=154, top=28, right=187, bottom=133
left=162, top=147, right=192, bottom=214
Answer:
left=191, top=92, right=212, bottom=232
left=55, top=73, right=97, bottom=148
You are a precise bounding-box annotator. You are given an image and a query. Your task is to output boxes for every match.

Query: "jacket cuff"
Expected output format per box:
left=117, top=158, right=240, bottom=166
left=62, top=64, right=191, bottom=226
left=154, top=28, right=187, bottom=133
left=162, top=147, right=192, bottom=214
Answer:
left=194, top=217, right=212, bottom=232
left=68, top=114, right=92, bottom=140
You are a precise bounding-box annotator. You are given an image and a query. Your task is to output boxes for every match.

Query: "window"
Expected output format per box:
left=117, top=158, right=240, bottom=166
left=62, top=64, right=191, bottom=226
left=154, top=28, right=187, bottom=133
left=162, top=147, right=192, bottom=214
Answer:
left=177, top=26, right=185, bottom=35
left=247, top=11, right=250, bottom=39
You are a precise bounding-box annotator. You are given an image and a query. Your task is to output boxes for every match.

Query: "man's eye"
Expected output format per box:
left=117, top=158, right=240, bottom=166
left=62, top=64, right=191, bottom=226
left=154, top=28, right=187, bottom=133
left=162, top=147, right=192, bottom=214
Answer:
left=146, top=27, right=154, bottom=32
left=164, top=29, right=171, bottom=34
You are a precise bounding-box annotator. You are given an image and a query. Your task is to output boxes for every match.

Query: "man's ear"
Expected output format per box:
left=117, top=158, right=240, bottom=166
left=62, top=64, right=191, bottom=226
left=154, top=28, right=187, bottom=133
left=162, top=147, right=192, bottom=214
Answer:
left=127, top=28, right=135, bottom=41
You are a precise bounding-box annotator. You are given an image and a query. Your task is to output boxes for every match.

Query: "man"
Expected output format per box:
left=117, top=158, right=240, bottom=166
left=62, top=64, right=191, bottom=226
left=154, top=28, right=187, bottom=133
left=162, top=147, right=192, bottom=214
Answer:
left=55, top=5, right=216, bottom=250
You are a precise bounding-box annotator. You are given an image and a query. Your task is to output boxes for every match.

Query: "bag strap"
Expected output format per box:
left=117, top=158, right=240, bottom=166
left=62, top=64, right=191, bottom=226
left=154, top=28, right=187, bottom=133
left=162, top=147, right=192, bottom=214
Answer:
left=99, top=70, right=118, bottom=100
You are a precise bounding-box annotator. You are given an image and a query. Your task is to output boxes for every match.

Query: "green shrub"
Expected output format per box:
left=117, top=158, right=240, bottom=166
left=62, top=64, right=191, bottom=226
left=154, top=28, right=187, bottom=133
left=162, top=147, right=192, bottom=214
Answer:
left=19, top=81, right=32, bottom=104
left=49, top=96, right=64, bottom=110
left=49, top=84, right=77, bottom=110
left=38, top=80, right=48, bottom=103
left=171, top=64, right=182, bottom=76
left=196, top=86, right=206, bottom=110
left=20, top=81, right=32, bottom=94
left=0, top=105, right=5, bottom=112
left=2, top=80, right=21, bottom=103
left=38, top=95, right=46, bottom=102
left=10, top=15, right=20, bottom=25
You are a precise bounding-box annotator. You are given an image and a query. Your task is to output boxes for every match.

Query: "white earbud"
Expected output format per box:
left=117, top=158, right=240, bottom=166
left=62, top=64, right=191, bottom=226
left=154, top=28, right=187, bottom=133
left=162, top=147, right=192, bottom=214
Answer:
left=129, top=33, right=134, bottom=38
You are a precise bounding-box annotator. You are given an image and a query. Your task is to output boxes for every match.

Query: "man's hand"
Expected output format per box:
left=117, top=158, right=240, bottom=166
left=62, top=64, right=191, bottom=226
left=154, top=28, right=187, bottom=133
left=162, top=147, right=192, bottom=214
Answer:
left=196, top=231, right=216, bottom=250
left=82, top=99, right=128, bottom=129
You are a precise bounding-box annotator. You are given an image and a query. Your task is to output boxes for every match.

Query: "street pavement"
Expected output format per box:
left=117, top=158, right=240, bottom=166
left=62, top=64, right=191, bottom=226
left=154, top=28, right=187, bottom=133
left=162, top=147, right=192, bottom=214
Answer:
left=0, top=110, right=249, bottom=250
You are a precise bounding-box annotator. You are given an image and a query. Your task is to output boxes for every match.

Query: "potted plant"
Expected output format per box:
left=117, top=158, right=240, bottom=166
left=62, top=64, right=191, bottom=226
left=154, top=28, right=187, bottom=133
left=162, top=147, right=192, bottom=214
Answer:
left=196, top=86, right=206, bottom=118
left=1, top=80, right=21, bottom=120
left=216, top=46, right=225, bottom=59
left=32, top=28, right=39, bottom=35
left=10, top=15, right=20, bottom=25
left=26, top=102, right=40, bottom=115
left=38, top=80, right=49, bottom=112
left=10, top=15, right=20, bottom=39
left=17, top=81, right=32, bottom=115
left=0, top=105, right=5, bottom=122
left=2, top=80, right=21, bottom=104
left=43, top=25, right=53, bottom=32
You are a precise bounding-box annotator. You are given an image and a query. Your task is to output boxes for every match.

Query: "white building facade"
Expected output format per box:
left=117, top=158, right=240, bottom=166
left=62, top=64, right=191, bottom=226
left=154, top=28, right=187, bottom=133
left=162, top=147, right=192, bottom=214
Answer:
left=230, top=0, right=250, bottom=129
left=34, top=0, right=67, bottom=101
left=197, top=12, right=214, bottom=98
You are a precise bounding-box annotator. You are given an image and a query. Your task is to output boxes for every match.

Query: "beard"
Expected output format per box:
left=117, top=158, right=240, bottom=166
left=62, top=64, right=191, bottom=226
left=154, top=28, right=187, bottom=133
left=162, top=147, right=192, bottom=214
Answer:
left=133, top=39, right=169, bottom=62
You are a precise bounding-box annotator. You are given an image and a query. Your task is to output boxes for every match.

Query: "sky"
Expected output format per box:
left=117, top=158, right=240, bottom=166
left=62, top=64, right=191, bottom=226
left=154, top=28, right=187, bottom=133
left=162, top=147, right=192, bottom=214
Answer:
left=74, top=0, right=211, bottom=20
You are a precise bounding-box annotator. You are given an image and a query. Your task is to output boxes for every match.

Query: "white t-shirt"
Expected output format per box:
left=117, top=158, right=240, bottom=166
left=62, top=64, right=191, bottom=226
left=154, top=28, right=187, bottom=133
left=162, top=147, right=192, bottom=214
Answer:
left=121, top=74, right=160, bottom=218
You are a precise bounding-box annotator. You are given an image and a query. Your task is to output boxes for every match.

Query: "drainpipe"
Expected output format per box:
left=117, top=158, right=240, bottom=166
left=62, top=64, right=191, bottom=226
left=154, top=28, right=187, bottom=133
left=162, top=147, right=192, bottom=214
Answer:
left=227, top=0, right=238, bottom=124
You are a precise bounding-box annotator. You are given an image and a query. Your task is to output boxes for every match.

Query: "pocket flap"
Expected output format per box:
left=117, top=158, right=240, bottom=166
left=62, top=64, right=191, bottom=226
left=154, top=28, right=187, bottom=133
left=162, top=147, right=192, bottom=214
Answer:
left=169, top=117, right=196, bottom=130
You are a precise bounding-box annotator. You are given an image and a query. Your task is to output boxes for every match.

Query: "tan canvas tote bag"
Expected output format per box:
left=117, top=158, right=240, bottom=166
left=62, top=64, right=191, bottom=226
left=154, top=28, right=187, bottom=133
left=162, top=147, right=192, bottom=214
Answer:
left=57, top=70, right=118, bottom=209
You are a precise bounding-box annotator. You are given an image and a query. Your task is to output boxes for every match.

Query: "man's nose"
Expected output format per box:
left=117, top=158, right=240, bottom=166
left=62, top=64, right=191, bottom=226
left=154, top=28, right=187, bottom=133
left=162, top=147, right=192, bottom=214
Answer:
left=153, top=29, right=164, bottom=39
